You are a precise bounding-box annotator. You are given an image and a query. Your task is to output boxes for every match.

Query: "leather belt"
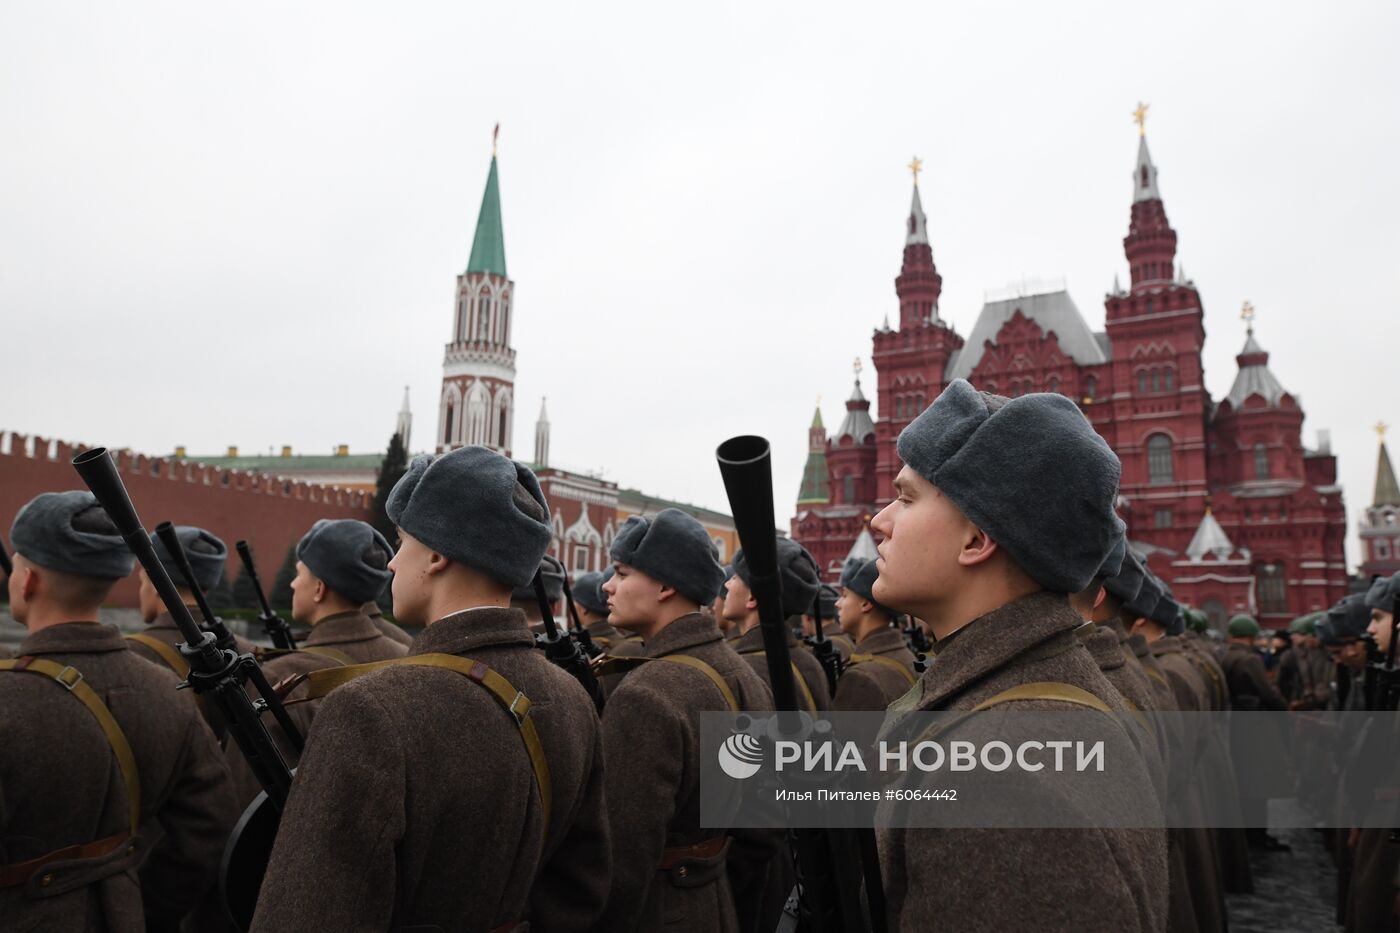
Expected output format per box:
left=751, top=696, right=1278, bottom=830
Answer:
left=0, top=831, right=132, bottom=888
left=658, top=836, right=727, bottom=870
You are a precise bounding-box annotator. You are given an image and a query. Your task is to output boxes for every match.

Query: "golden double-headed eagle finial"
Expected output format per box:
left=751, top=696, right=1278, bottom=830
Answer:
left=1132, top=102, right=1149, bottom=136
left=908, top=156, right=923, bottom=186
left=1378, top=422, right=1389, bottom=440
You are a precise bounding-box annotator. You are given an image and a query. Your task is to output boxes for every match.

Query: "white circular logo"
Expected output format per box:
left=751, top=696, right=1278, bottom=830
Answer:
left=718, top=731, right=764, bottom=780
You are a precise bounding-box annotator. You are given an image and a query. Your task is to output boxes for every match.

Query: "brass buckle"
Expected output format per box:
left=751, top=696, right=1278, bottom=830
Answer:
left=508, top=691, right=529, bottom=725
left=55, top=666, right=84, bottom=691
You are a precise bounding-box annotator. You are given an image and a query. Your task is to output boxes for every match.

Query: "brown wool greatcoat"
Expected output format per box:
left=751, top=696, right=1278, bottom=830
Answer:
left=0, top=622, right=238, bottom=933
left=1091, top=626, right=1228, bottom=933
left=815, top=620, right=854, bottom=665
left=600, top=612, right=774, bottom=933
left=832, top=625, right=917, bottom=712
left=587, top=620, right=645, bottom=700
left=877, top=594, right=1168, bottom=933
left=361, top=601, right=414, bottom=647
left=733, top=624, right=830, bottom=712
left=250, top=607, right=609, bottom=933
left=225, top=610, right=408, bottom=807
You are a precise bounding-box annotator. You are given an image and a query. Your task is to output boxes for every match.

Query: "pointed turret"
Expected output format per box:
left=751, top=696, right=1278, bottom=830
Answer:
left=395, top=385, right=412, bottom=451
left=466, top=153, right=507, bottom=277
left=845, top=527, right=880, bottom=566
left=1122, top=105, right=1178, bottom=290
left=1186, top=508, right=1235, bottom=561
left=895, top=157, right=943, bottom=327
left=1374, top=430, right=1400, bottom=507
left=836, top=373, right=876, bottom=444
left=1224, top=307, right=1289, bottom=409
left=797, top=404, right=830, bottom=505
left=534, top=397, right=550, bottom=468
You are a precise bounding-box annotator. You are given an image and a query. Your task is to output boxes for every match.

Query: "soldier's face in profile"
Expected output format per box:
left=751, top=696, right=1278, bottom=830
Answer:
left=835, top=587, right=862, bottom=633
left=6, top=554, right=30, bottom=624
left=387, top=532, right=432, bottom=627
left=721, top=574, right=755, bottom=623
left=289, top=561, right=317, bottom=625
left=1369, top=609, right=1393, bottom=654
left=869, top=466, right=968, bottom=617
left=603, top=562, right=664, bottom=629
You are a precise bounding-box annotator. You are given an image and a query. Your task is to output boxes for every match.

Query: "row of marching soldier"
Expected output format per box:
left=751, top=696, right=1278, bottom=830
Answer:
left=1, top=376, right=1397, bottom=931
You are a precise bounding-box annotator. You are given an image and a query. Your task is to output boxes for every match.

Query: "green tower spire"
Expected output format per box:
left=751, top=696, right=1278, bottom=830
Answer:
left=466, top=152, right=507, bottom=278
left=798, top=404, right=830, bottom=504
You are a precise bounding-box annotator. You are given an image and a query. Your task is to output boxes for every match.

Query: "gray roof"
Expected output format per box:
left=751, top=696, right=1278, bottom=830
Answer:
left=836, top=379, right=876, bottom=443
left=1134, top=135, right=1161, bottom=203
left=946, top=289, right=1107, bottom=381
left=1185, top=510, right=1234, bottom=561
left=1225, top=332, right=1290, bottom=409
left=846, top=528, right=880, bottom=564
left=1094, top=331, right=1112, bottom=360
left=906, top=184, right=929, bottom=246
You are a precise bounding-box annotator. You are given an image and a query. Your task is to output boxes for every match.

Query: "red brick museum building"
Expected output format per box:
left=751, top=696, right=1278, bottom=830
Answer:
left=794, top=126, right=1349, bottom=630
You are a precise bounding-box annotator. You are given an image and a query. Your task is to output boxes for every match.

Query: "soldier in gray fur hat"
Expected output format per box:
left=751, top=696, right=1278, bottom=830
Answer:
left=511, top=554, right=566, bottom=630
left=869, top=380, right=1166, bottom=932
left=598, top=508, right=773, bottom=931
left=573, top=567, right=642, bottom=656
left=225, top=519, right=409, bottom=807
left=129, top=525, right=257, bottom=684
left=251, top=447, right=610, bottom=931
left=830, top=558, right=915, bottom=711
left=1, top=491, right=237, bottom=931
left=723, top=535, right=830, bottom=712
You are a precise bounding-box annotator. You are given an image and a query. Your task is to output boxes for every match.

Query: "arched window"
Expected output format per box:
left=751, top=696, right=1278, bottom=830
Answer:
left=895, top=397, right=904, bottom=420
left=498, top=407, right=509, bottom=448
left=477, top=295, right=492, bottom=340
left=1140, top=165, right=1150, bottom=189
left=1256, top=562, right=1287, bottom=614
left=915, top=392, right=925, bottom=412
left=1047, top=375, right=1059, bottom=394
left=1147, top=434, right=1174, bottom=485
left=443, top=404, right=454, bottom=445
left=1164, top=368, right=1174, bottom=391
left=1253, top=443, right=1269, bottom=479
left=1085, top=376, right=1097, bottom=400
left=1138, top=370, right=1148, bottom=393
left=1151, top=369, right=1161, bottom=392
left=843, top=475, right=855, bottom=502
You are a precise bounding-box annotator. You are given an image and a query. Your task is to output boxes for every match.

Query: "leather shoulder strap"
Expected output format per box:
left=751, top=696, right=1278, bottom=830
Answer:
left=300, top=645, right=356, bottom=666
left=291, top=653, right=552, bottom=826
left=848, top=653, right=917, bottom=687
left=126, top=633, right=190, bottom=680
left=737, top=650, right=815, bottom=712
left=0, top=657, right=141, bottom=834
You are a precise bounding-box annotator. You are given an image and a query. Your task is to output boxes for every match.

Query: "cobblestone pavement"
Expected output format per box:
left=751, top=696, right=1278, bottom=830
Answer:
left=1228, top=802, right=1343, bottom=933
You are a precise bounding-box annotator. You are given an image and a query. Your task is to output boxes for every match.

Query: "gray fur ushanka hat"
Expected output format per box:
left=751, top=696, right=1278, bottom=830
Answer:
left=11, top=490, right=134, bottom=580
left=296, top=519, right=393, bottom=604
left=386, top=446, right=552, bottom=589
left=895, top=379, right=1125, bottom=593
left=609, top=508, right=725, bottom=606
left=151, top=525, right=228, bottom=592
left=733, top=536, right=822, bottom=617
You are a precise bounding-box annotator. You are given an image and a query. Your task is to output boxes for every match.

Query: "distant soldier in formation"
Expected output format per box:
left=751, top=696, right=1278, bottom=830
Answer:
left=831, top=557, right=916, bottom=711
left=572, top=567, right=643, bottom=655
left=251, top=447, right=610, bottom=931
left=869, top=380, right=1167, bottom=930
left=1, top=491, right=237, bottom=932
left=723, top=536, right=830, bottom=712
left=225, top=519, right=407, bottom=805
left=801, top=582, right=854, bottom=664
left=512, top=553, right=566, bottom=631
left=599, top=508, right=773, bottom=932
left=1348, top=571, right=1400, bottom=932
left=1220, top=614, right=1292, bottom=853
left=129, top=524, right=257, bottom=730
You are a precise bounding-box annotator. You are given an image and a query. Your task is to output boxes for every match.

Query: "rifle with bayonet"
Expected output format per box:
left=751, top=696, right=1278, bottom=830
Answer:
left=717, top=435, right=886, bottom=933
left=235, top=540, right=297, bottom=651
left=533, top=570, right=605, bottom=713
left=72, top=448, right=301, bottom=930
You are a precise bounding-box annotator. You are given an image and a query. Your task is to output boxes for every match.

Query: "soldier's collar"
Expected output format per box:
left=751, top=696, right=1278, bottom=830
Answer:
left=645, top=612, right=722, bottom=658
left=915, top=592, right=1084, bottom=710
left=19, top=621, right=129, bottom=656
left=853, top=624, right=905, bottom=655
left=411, top=607, right=535, bottom=656
left=305, top=610, right=382, bottom=646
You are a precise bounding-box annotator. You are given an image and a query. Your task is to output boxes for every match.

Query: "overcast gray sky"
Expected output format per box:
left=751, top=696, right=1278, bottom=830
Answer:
left=3, top=2, right=1397, bottom=568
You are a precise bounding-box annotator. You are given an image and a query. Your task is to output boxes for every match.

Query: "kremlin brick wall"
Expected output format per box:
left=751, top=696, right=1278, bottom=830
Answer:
left=0, top=431, right=374, bottom=608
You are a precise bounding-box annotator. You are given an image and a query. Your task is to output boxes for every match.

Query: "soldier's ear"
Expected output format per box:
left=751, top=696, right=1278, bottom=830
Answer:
left=313, top=578, right=327, bottom=604
left=656, top=582, right=678, bottom=604
left=20, top=565, right=39, bottom=602
left=957, top=523, right=999, bottom=569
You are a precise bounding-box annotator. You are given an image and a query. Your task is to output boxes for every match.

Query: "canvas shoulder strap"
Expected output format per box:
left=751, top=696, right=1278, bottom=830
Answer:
left=300, top=645, right=356, bottom=666
left=0, top=656, right=140, bottom=834
left=920, top=681, right=1117, bottom=746
left=591, top=652, right=744, bottom=712
left=125, top=633, right=190, bottom=680
left=848, top=652, right=918, bottom=687
left=288, top=653, right=552, bottom=826
left=738, top=649, right=815, bottom=712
